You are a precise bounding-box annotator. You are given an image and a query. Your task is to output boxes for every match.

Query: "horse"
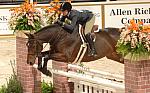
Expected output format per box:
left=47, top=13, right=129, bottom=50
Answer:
left=25, top=24, right=123, bottom=76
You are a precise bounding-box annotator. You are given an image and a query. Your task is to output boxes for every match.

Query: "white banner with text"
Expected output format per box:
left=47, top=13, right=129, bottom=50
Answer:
left=105, top=3, right=150, bottom=28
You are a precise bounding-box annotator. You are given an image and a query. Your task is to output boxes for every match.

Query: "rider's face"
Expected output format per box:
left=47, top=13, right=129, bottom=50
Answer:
left=62, top=10, right=68, bottom=16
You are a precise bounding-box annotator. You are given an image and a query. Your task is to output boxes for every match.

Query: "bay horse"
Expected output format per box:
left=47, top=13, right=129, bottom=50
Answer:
left=25, top=24, right=123, bottom=76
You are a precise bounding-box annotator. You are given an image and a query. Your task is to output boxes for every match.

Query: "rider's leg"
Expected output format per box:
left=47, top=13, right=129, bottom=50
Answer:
left=84, top=15, right=95, bottom=35
left=84, top=15, right=97, bottom=56
left=85, top=33, right=97, bottom=57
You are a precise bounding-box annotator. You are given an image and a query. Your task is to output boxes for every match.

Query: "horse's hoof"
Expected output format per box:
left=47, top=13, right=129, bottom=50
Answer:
left=45, top=70, right=52, bottom=77
left=40, top=69, right=52, bottom=77
left=37, top=66, right=42, bottom=71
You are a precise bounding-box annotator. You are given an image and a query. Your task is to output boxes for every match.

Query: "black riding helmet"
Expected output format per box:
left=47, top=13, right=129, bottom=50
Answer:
left=60, top=2, right=72, bottom=11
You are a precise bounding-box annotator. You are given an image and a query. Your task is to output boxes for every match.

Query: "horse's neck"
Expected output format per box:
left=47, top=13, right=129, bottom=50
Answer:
left=35, top=24, right=80, bottom=45
left=34, top=25, right=57, bottom=41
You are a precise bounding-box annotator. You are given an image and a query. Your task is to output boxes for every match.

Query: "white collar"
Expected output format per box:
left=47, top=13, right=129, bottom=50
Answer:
left=67, top=11, right=71, bottom=17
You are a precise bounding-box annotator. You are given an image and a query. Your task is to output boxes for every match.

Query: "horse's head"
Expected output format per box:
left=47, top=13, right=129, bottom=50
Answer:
left=25, top=33, right=42, bottom=65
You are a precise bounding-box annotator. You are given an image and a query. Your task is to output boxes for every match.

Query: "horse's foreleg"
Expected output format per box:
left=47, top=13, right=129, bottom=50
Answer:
left=41, top=51, right=51, bottom=68
left=39, top=53, right=52, bottom=76
left=41, top=56, right=52, bottom=76
left=37, top=55, right=43, bottom=70
left=38, top=55, right=52, bottom=77
left=37, top=51, right=50, bottom=70
left=43, top=55, right=49, bottom=70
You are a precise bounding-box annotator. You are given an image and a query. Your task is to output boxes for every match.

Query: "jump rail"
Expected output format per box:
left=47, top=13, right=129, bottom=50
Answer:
left=33, top=64, right=125, bottom=92
left=70, top=78, right=124, bottom=93
left=68, top=64, right=124, bottom=82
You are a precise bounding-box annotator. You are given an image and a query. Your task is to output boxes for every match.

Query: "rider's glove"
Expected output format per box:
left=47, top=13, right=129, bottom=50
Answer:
left=56, top=20, right=64, bottom=26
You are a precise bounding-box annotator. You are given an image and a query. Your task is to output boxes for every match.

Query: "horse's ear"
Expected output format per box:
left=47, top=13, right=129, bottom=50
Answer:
left=24, top=33, right=34, bottom=39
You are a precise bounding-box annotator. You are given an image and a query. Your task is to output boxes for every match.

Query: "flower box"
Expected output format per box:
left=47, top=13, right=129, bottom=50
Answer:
left=8, top=0, right=43, bottom=33
left=116, top=19, right=150, bottom=61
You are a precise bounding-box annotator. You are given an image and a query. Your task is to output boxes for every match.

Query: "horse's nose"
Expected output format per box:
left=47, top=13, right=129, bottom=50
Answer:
left=27, top=61, right=30, bottom=64
left=27, top=61, right=33, bottom=65
left=29, top=62, right=33, bottom=65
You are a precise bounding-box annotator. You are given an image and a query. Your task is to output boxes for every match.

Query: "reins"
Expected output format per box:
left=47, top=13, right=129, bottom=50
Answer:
left=27, top=37, right=52, bottom=57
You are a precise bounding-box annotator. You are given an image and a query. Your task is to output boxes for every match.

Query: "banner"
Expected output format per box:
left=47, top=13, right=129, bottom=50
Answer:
left=105, top=3, right=150, bottom=28
left=0, top=9, right=13, bottom=34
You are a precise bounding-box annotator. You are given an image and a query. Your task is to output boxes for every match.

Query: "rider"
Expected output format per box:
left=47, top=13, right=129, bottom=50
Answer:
left=56, top=2, right=97, bottom=57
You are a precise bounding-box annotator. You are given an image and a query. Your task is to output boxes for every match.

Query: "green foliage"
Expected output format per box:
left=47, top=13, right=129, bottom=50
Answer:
left=0, top=60, right=23, bottom=93
left=41, top=80, right=53, bottom=93
left=14, top=15, right=42, bottom=31
left=8, top=1, right=44, bottom=32
left=116, top=41, right=150, bottom=61
left=77, top=63, right=85, bottom=74
left=5, top=74, right=23, bottom=93
left=116, top=19, right=150, bottom=61
left=116, top=42, right=131, bottom=57
left=0, top=86, right=7, bottom=93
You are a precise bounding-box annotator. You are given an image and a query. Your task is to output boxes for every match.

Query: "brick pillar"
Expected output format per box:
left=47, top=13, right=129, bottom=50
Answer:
left=125, top=59, right=150, bottom=93
left=52, top=61, right=74, bottom=93
left=16, top=35, right=41, bottom=93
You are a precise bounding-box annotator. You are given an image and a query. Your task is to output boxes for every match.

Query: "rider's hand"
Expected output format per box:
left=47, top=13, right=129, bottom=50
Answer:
left=53, top=19, right=58, bottom=24
left=55, top=20, right=63, bottom=26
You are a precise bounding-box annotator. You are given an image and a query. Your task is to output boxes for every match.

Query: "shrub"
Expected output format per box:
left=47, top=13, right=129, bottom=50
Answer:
left=0, top=85, right=7, bottom=93
left=0, top=60, right=23, bottom=93
left=5, top=74, right=23, bottom=93
left=41, top=80, right=53, bottom=93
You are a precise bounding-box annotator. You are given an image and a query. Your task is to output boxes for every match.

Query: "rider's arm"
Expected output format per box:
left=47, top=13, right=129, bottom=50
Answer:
left=62, top=15, right=78, bottom=34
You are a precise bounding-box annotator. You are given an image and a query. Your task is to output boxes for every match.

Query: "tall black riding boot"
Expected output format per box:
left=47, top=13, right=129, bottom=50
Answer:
left=85, top=33, right=97, bottom=57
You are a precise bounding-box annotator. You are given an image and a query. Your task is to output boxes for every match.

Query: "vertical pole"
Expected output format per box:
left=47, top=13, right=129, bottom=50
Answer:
left=101, top=5, right=105, bottom=30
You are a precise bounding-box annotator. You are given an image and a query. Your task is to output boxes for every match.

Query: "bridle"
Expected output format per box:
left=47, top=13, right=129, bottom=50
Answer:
left=26, top=38, right=43, bottom=59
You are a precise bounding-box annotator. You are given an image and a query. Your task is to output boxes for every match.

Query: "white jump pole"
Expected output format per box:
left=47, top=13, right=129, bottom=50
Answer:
left=33, top=64, right=124, bottom=90
left=68, top=64, right=124, bottom=81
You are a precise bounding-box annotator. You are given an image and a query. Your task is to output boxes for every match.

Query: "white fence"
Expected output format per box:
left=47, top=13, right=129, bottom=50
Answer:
left=72, top=80, right=118, bottom=93
left=33, top=64, right=125, bottom=93
left=68, top=64, right=124, bottom=93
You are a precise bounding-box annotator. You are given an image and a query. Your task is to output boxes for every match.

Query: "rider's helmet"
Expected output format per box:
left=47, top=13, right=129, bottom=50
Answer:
left=60, top=2, right=72, bottom=12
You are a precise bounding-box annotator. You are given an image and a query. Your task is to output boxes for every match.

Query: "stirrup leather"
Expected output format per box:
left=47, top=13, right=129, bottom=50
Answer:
left=72, top=25, right=87, bottom=64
